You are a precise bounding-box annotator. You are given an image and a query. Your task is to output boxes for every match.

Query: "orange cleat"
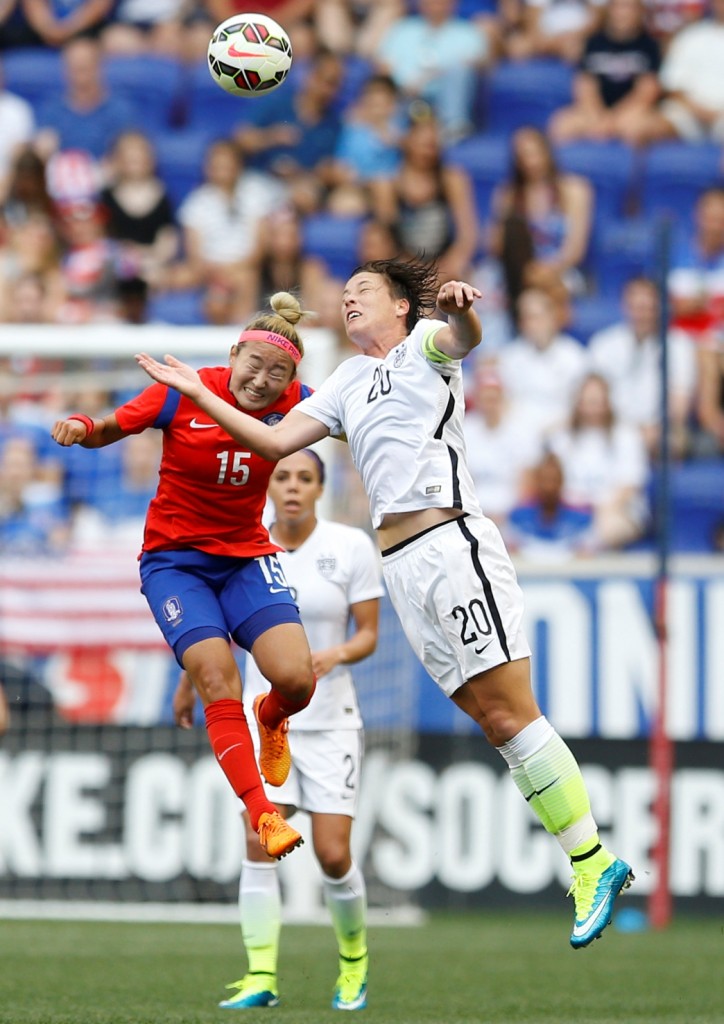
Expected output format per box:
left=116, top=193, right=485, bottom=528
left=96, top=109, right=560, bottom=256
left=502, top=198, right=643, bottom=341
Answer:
left=257, top=811, right=303, bottom=859
left=253, top=693, right=292, bottom=786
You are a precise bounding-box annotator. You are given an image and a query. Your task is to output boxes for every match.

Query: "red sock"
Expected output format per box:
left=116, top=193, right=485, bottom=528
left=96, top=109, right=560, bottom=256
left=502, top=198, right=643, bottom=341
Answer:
left=259, top=676, right=317, bottom=730
left=205, top=698, right=275, bottom=830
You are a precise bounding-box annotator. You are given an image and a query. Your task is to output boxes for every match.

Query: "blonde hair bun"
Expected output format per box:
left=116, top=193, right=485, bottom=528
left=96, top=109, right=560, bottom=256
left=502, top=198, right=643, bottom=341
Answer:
left=270, top=291, right=304, bottom=326
left=268, top=290, right=317, bottom=325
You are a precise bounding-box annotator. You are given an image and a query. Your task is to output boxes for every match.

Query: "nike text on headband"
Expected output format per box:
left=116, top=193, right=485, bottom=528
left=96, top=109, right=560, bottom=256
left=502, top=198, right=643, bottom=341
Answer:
left=237, top=330, right=301, bottom=365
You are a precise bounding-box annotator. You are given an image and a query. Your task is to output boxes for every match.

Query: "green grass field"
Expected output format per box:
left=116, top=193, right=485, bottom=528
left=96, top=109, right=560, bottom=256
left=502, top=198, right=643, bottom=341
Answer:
left=0, top=912, right=721, bottom=1024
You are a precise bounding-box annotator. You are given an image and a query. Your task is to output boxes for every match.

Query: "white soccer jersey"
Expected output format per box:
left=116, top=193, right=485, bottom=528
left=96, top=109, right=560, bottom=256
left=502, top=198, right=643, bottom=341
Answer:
left=242, top=519, right=384, bottom=730
left=297, top=319, right=483, bottom=529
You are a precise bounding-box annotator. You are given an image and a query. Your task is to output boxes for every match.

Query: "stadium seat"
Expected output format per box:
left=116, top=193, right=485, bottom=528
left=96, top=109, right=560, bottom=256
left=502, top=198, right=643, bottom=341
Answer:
left=302, top=214, right=365, bottom=280
left=2, top=47, right=63, bottom=112
left=652, top=459, right=724, bottom=552
left=446, top=133, right=510, bottom=223
left=482, top=59, right=574, bottom=136
left=588, top=217, right=660, bottom=297
left=555, top=140, right=638, bottom=225
left=104, top=55, right=185, bottom=130
left=185, top=59, right=255, bottom=136
left=147, top=289, right=207, bottom=325
left=154, top=129, right=210, bottom=209
left=568, top=295, right=622, bottom=345
left=638, top=142, right=723, bottom=220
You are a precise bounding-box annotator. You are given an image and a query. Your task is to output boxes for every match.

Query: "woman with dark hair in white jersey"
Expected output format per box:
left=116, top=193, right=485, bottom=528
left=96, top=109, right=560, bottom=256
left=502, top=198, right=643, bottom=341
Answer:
left=137, top=258, right=633, bottom=954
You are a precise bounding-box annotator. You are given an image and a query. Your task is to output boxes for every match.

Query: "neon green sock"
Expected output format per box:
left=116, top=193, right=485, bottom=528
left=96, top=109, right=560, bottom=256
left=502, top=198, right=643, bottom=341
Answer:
left=509, top=763, right=557, bottom=833
left=519, top=732, right=592, bottom=835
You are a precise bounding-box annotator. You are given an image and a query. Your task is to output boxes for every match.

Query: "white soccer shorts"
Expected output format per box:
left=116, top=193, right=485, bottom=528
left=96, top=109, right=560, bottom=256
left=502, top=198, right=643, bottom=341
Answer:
left=251, top=727, right=363, bottom=816
left=382, top=514, right=531, bottom=696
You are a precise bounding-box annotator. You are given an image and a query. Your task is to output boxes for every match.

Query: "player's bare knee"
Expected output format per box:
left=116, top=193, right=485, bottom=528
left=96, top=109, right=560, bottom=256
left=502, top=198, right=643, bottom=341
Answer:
left=267, top=663, right=314, bottom=701
left=484, top=704, right=534, bottom=744
left=192, top=664, right=238, bottom=703
left=316, top=845, right=351, bottom=879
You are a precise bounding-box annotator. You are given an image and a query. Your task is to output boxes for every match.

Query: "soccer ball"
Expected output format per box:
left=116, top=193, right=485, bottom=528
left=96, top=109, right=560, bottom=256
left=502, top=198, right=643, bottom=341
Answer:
left=207, top=14, right=293, bottom=97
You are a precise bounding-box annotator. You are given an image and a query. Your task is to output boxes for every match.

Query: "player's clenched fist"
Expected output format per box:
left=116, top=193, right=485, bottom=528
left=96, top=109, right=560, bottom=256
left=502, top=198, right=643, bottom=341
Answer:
left=51, top=418, right=91, bottom=446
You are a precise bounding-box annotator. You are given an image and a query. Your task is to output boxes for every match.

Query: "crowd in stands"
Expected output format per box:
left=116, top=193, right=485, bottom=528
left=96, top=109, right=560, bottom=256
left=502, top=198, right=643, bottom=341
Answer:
left=1, top=0, right=723, bottom=558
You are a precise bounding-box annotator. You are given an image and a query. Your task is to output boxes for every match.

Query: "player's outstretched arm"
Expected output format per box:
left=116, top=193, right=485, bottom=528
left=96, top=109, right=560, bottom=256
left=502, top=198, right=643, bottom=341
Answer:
left=51, top=413, right=126, bottom=449
left=135, top=352, right=330, bottom=459
left=433, top=280, right=483, bottom=360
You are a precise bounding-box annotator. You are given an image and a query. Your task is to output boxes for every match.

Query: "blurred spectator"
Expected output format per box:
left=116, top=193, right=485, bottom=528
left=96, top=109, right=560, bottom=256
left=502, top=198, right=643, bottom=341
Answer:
left=1, top=146, right=54, bottom=228
left=100, top=130, right=178, bottom=286
left=548, top=0, right=661, bottom=146
left=497, top=285, right=588, bottom=439
left=254, top=206, right=327, bottom=312
left=116, top=273, right=149, bottom=323
left=55, top=197, right=122, bottom=323
left=0, top=62, right=35, bottom=203
left=470, top=253, right=515, bottom=354
left=34, top=37, right=139, bottom=161
left=369, top=112, right=479, bottom=280
left=2, top=271, right=55, bottom=322
left=587, top=276, right=697, bottom=459
left=5, top=0, right=114, bottom=48
left=101, top=0, right=190, bottom=57
left=235, top=48, right=344, bottom=213
left=504, top=450, right=595, bottom=561
left=646, top=0, right=724, bottom=142
left=463, top=363, right=542, bottom=524
left=172, top=138, right=284, bottom=324
left=356, top=215, right=400, bottom=263
left=374, top=0, right=490, bottom=141
left=644, top=0, right=707, bottom=53
left=332, top=73, right=403, bottom=185
left=0, top=212, right=65, bottom=322
left=0, top=435, right=69, bottom=555
left=315, top=0, right=404, bottom=57
left=548, top=372, right=650, bottom=548
left=46, top=147, right=102, bottom=204
left=506, top=0, right=606, bottom=63
left=70, top=429, right=160, bottom=551
left=489, top=126, right=593, bottom=313
left=695, top=336, right=724, bottom=454
left=202, top=0, right=316, bottom=30
left=668, top=187, right=724, bottom=342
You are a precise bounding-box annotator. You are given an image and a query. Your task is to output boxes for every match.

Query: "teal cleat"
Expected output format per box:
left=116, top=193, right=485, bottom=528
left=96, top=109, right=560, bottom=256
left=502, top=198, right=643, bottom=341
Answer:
left=568, top=858, right=635, bottom=949
left=332, top=954, right=368, bottom=1011
left=218, top=974, right=279, bottom=1009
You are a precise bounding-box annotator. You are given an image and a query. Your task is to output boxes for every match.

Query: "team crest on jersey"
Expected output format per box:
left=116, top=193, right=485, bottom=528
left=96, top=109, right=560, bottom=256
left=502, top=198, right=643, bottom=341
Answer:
left=162, top=596, right=183, bottom=624
left=316, top=556, right=336, bottom=578
left=262, top=412, right=285, bottom=426
left=393, top=343, right=407, bottom=368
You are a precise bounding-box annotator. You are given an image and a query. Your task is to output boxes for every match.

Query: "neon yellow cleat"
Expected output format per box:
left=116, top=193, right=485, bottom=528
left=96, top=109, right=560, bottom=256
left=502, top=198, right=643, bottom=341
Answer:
left=218, top=973, right=279, bottom=1009
left=568, top=858, right=635, bottom=948
left=332, top=953, right=368, bottom=1011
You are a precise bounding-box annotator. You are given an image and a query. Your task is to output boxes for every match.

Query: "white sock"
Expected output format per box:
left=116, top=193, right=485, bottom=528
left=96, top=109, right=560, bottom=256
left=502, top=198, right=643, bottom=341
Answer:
left=322, top=861, right=367, bottom=961
left=239, top=859, right=280, bottom=976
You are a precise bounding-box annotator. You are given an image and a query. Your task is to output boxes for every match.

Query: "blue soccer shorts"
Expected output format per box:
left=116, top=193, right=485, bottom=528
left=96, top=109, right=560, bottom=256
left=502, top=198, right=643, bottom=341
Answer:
left=139, top=548, right=301, bottom=665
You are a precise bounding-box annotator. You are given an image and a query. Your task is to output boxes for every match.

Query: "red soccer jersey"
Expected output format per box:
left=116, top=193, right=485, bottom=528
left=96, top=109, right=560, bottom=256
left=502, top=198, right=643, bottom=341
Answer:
left=115, top=367, right=313, bottom=558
